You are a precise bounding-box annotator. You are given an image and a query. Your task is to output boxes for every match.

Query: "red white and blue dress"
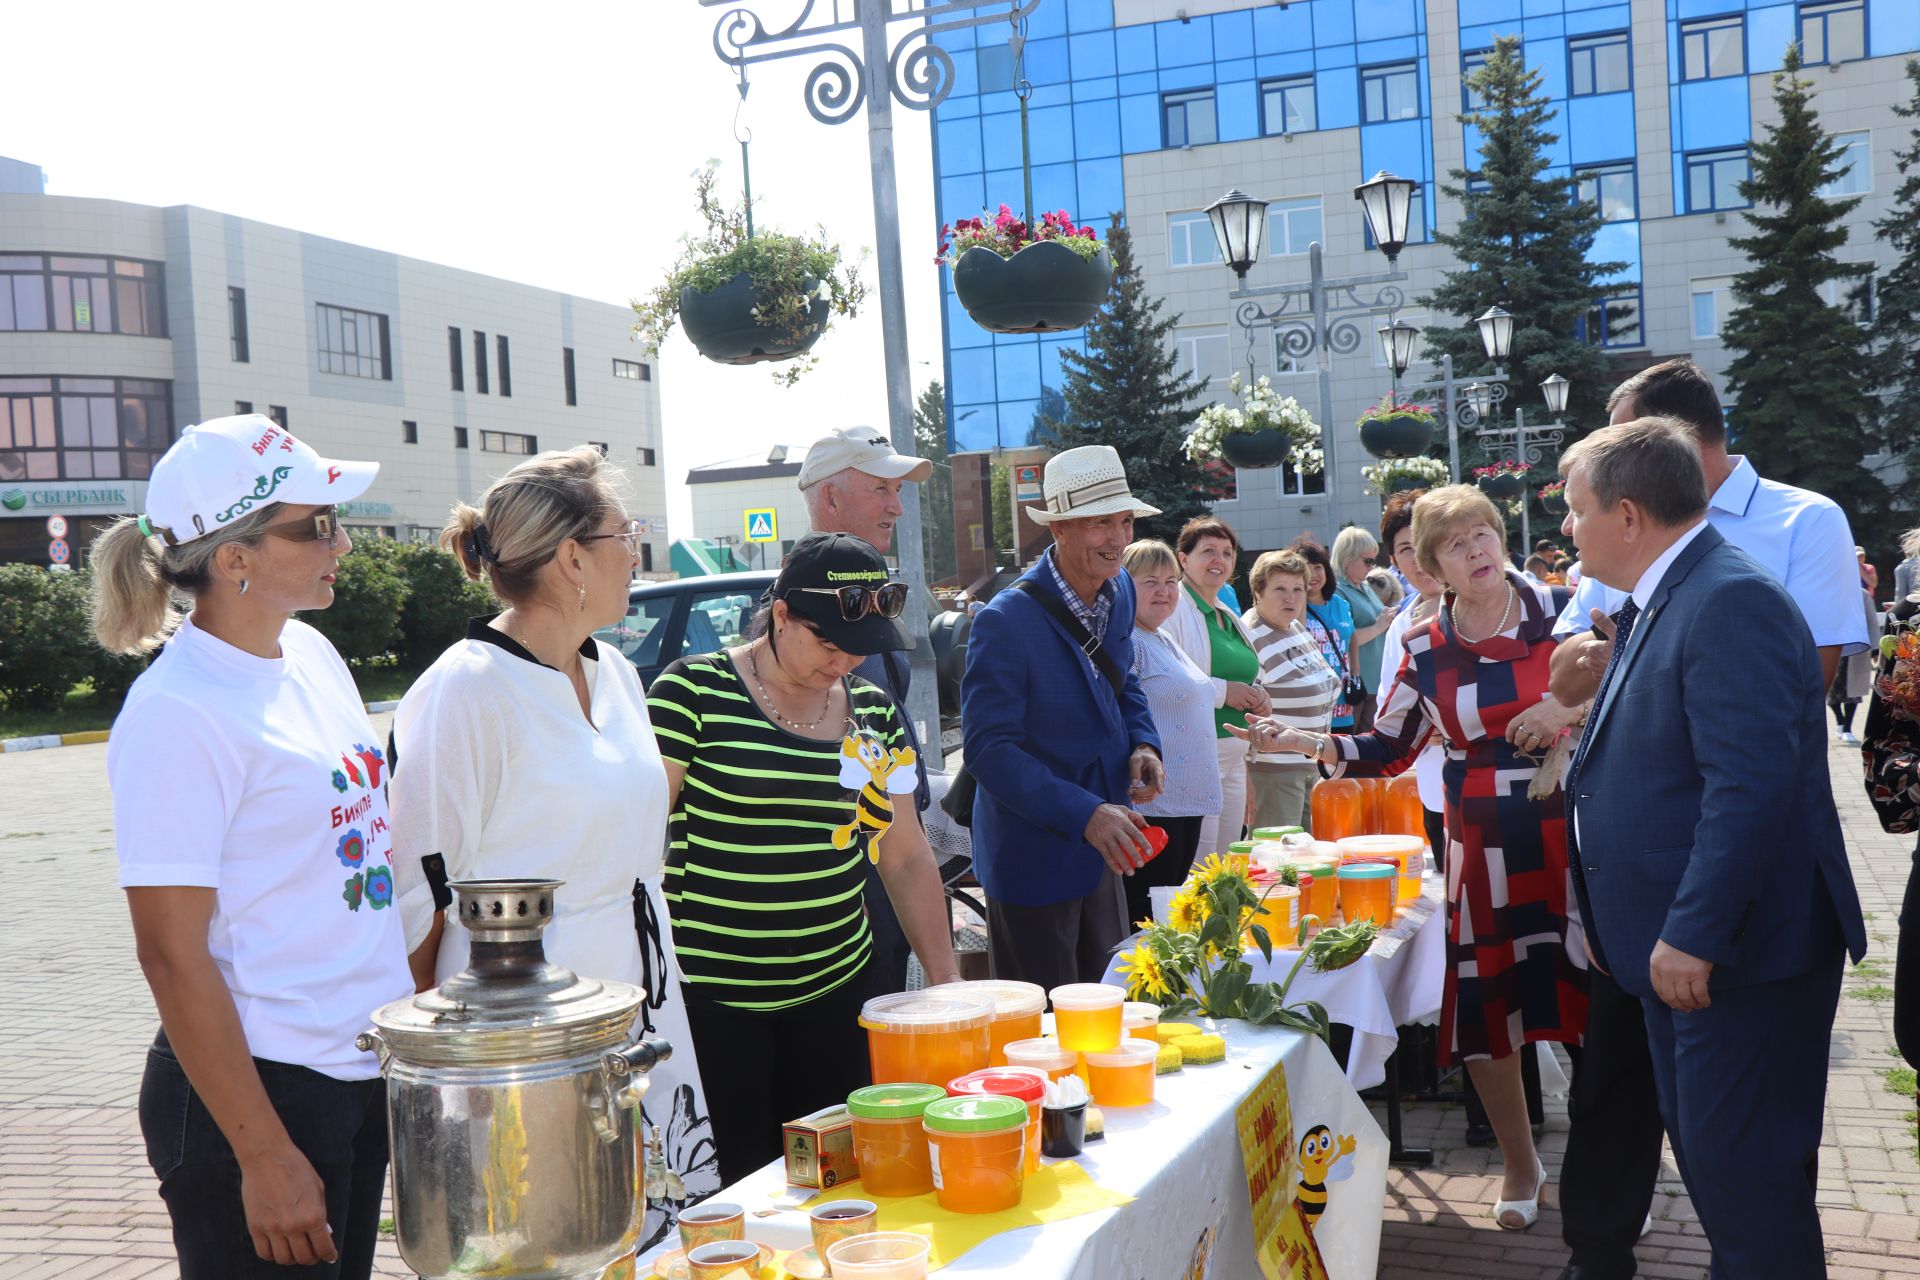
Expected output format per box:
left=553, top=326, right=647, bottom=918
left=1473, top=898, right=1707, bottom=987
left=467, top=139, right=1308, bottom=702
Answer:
left=1330, top=573, right=1588, bottom=1064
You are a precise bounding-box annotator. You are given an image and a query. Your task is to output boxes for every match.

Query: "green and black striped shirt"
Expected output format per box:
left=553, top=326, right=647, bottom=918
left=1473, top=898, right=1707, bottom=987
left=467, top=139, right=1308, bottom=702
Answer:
left=648, top=651, right=907, bottom=1011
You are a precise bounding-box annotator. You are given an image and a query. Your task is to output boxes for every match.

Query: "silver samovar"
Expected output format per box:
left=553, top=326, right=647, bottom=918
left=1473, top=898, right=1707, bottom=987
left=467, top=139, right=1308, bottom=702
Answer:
left=359, top=879, right=670, bottom=1280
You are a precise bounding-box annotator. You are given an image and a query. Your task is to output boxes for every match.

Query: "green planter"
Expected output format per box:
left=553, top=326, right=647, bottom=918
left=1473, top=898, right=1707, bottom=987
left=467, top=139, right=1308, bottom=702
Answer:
left=953, top=241, right=1112, bottom=334
left=1478, top=472, right=1524, bottom=500
left=679, top=272, right=831, bottom=366
left=1359, top=415, right=1434, bottom=460
left=1540, top=492, right=1567, bottom=516
left=1220, top=429, right=1293, bottom=469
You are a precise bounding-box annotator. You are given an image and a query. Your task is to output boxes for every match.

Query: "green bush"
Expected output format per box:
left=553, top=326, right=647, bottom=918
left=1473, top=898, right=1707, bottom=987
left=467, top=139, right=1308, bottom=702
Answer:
left=395, top=541, right=495, bottom=669
left=0, top=564, right=97, bottom=708
left=303, top=535, right=409, bottom=664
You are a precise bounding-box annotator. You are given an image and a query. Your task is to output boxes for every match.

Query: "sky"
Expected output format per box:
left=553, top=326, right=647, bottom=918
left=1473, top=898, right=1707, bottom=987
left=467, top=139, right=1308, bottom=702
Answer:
left=0, top=0, right=947, bottom=536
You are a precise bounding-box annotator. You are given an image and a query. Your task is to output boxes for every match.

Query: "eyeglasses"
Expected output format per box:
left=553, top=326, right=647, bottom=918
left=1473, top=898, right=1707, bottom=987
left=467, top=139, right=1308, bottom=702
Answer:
left=263, top=506, right=341, bottom=547
left=785, top=582, right=909, bottom=622
left=578, top=519, right=643, bottom=556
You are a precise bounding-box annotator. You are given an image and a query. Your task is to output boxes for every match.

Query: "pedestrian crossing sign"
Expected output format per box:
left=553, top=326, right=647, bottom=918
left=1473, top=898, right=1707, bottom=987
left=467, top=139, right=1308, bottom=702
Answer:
left=744, top=508, right=778, bottom=543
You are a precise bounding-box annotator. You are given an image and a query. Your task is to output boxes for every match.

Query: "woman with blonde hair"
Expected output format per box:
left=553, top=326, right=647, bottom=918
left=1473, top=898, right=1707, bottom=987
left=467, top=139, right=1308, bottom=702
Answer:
left=1329, top=525, right=1395, bottom=730
left=96, top=414, right=411, bottom=1279
left=387, top=446, right=717, bottom=1249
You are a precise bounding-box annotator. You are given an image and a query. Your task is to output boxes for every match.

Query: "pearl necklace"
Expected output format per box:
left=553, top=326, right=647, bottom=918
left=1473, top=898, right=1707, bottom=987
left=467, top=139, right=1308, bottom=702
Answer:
left=1450, top=582, right=1517, bottom=644
left=746, top=645, right=834, bottom=731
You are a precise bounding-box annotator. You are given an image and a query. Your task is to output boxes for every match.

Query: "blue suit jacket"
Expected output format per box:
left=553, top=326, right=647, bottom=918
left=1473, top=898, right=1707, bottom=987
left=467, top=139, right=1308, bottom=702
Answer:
left=961, top=558, right=1161, bottom=907
left=1568, top=525, right=1867, bottom=998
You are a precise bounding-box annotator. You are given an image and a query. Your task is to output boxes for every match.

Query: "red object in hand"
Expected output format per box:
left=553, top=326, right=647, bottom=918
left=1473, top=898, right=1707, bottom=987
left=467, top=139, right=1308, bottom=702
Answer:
left=1141, top=825, right=1169, bottom=862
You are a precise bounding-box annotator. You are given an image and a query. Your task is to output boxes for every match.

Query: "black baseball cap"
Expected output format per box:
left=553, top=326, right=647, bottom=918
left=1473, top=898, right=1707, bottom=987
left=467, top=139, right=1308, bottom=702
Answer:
left=775, top=532, right=909, bottom=656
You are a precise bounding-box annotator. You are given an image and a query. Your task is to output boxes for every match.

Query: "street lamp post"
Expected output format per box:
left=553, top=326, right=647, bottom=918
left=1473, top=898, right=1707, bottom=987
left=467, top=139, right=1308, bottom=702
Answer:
left=1206, top=172, right=1417, bottom=545
left=1394, top=302, right=1516, bottom=481
left=1474, top=372, right=1572, bottom=550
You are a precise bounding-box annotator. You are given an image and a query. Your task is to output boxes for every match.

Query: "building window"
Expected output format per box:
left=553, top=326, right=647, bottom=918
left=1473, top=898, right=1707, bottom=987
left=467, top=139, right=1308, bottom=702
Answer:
left=1582, top=288, right=1643, bottom=348
left=480, top=429, right=535, bottom=455
left=1799, top=0, right=1865, bottom=65
left=1361, top=63, right=1419, bottom=124
left=1260, top=75, right=1316, bottom=135
left=1266, top=197, right=1324, bottom=258
left=0, top=375, right=173, bottom=481
left=1461, top=48, right=1504, bottom=111
left=449, top=326, right=464, bottom=391
left=563, top=347, right=577, bottom=405
left=1569, top=32, right=1631, bottom=97
left=1822, top=273, right=1875, bottom=323
left=228, top=287, right=250, bottom=362
left=1575, top=161, right=1637, bottom=221
left=1171, top=326, right=1233, bottom=396
left=1680, top=15, right=1744, bottom=81
left=1162, top=89, right=1217, bottom=148
left=639, top=447, right=657, bottom=466
left=317, top=303, right=391, bottom=380
left=1690, top=277, right=1735, bottom=339
left=1168, top=211, right=1223, bottom=268
left=0, top=254, right=165, bottom=336
left=235, top=400, right=253, bottom=415
left=1820, top=130, right=1872, bottom=197
left=1685, top=148, right=1750, bottom=212
left=497, top=335, right=512, bottom=397
left=454, top=426, right=470, bottom=448
left=268, top=405, right=288, bottom=428
left=588, top=440, right=608, bottom=456
left=640, top=543, right=654, bottom=573
left=1365, top=185, right=1429, bottom=248
left=474, top=332, right=489, bottom=394
left=613, top=358, right=651, bottom=380
left=1270, top=331, right=1310, bottom=376
left=402, top=420, right=418, bottom=444
left=1276, top=457, right=1327, bottom=498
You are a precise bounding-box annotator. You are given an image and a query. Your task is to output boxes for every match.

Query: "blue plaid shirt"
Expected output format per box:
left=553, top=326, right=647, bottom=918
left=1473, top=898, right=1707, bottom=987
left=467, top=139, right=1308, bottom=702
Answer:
left=1044, top=547, right=1115, bottom=638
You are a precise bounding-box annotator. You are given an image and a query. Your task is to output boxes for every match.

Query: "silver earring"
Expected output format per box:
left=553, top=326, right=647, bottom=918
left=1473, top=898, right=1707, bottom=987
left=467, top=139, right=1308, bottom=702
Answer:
left=238, top=579, right=250, bottom=596
left=577, top=583, right=586, bottom=611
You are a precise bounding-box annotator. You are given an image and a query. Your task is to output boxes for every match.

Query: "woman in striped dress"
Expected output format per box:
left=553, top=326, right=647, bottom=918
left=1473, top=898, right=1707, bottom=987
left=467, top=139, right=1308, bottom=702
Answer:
left=1241, top=549, right=1340, bottom=831
left=1250, top=486, right=1588, bottom=1231
left=647, top=533, right=962, bottom=1185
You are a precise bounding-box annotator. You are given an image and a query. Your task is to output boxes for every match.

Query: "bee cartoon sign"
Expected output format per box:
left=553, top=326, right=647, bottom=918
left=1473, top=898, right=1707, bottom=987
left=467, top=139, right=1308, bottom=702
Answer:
left=1236, top=1058, right=1335, bottom=1280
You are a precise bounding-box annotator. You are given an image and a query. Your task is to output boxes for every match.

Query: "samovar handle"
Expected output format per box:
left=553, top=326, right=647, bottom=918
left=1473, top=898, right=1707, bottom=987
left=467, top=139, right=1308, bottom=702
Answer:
left=602, top=1037, right=673, bottom=1078
left=354, top=1029, right=392, bottom=1075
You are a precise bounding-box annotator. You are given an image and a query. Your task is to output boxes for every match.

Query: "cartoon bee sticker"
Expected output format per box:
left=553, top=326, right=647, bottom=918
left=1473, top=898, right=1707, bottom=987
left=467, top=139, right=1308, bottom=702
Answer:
left=834, top=727, right=919, bottom=861
left=1294, top=1124, right=1357, bottom=1228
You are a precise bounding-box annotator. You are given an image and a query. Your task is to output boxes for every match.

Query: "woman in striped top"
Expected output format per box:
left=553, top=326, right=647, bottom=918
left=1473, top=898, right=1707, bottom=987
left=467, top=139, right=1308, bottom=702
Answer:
left=647, top=533, right=961, bottom=1184
left=1241, top=549, right=1341, bottom=830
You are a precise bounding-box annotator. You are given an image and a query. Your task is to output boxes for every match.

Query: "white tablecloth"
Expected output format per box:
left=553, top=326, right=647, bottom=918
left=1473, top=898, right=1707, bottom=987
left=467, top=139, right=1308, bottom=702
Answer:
left=1100, top=873, right=1448, bottom=1091
left=641, top=1021, right=1387, bottom=1279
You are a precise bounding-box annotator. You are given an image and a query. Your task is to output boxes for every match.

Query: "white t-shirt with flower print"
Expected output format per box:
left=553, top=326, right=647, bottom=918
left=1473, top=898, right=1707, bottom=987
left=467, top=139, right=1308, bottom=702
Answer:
left=109, top=616, right=412, bottom=1081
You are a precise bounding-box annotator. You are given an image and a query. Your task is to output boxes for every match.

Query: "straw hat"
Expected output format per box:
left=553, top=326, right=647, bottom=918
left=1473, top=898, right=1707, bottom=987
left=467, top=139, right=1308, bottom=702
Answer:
left=1024, top=445, right=1162, bottom=525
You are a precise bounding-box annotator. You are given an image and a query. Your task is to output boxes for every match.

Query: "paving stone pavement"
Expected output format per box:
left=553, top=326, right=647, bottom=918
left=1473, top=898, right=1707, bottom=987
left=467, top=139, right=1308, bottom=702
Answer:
left=2, top=713, right=1915, bottom=1277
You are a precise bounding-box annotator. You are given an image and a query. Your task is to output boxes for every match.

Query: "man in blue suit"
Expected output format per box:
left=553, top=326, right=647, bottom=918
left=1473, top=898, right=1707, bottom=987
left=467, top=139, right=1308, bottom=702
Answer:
left=1561, top=418, right=1866, bottom=1278
left=962, top=445, right=1166, bottom=991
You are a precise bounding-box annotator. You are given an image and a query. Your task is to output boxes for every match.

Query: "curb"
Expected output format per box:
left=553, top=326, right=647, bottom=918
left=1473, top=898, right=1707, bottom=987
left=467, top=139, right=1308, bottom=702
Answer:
left=2, top=701, right=402, bottom=755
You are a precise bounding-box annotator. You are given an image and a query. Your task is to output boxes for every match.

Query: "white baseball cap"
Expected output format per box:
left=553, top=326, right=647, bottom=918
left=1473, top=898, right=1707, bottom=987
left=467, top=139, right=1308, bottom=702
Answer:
left=142, top=414, right=378, bottom=545
left=797, top=426, right=933, bottom=489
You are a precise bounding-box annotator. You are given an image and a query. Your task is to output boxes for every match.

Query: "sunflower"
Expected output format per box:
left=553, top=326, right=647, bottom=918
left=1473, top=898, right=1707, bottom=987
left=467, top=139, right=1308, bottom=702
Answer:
left=1116, top=941, right=1172, bottom=1000
left=1167, top=886, right=1209, bottom=934
left=1192, top=851, right=1250, bottom=886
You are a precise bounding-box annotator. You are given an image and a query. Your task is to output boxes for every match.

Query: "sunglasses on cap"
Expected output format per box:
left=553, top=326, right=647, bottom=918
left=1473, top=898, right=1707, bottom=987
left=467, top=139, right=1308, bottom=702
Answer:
left=262, top=505, right=342, bottom=547
left=784, top=581, right=909, bottom=622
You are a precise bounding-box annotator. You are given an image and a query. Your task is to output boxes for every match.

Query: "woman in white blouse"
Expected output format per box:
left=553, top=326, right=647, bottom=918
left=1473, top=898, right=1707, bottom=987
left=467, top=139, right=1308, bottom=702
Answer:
left=388, top=447, right=716, bottom=1253
left=1121, top=540, right=1224, bottom=925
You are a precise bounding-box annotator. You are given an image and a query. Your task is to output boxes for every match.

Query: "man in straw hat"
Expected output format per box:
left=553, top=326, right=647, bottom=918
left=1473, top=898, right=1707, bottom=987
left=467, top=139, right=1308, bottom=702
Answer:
left=960, top=445, right=1167, bottom=990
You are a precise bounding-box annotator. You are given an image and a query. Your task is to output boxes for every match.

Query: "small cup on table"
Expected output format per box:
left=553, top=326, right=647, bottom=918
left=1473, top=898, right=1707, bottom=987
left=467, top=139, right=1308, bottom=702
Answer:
left=686, top=1238, right=763, bottom=1280
left=678, top=1200, right=746, bottom=1253
left=824, top=1231, right=932, bottom=1279
left=809, top=1198, right=879, bottom=1270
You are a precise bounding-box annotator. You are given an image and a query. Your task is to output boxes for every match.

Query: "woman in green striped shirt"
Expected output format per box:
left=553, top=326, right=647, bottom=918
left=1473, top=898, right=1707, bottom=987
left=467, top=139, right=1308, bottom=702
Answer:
left=647, top=533, right=961, bottom=1183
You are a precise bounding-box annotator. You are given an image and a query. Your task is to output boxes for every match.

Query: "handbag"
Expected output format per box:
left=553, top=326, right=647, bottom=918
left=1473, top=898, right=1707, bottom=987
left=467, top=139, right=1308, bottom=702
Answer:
left=1864, top=626, right=1920, bottom=835
left=939, top=579, right=1129, bottom=829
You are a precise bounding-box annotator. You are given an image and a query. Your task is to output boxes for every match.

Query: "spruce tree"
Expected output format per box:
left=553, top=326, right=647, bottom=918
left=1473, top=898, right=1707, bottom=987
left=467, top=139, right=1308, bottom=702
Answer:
left=912, top=380, right=957, bottom=582
left=1419, top=36, right=1624, bottom=447
left=1869, top=59, right=1920, bottom=505
left=1045, top=219, right=1212, bottom=544
left=1721, top=44, right=1881, bottom=515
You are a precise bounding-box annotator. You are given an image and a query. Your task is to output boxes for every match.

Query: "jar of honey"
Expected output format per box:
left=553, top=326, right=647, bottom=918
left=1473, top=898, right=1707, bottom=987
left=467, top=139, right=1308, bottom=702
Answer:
left=1247, top=878, right=1300, bottom=948
left=946, top=1067, right=1047, bottom=1174
left=845, top=1083, right=946, bottom=1197
left=1354, top=777, right=1385, bottom=835
left=860, top=991, right=993, bottom=1087
left=1297, top=861, right=1340, bottom=929
left=1001, top=1037, right=1077, bottom=1081
left=946, top=980, right=1046, bottom=1066
left=1048, top=983, right=1123, bottom=1054
left=1121, top=1001, right=1162, bottom=1041
left=922, top=1095, right=1028, bottom=1213
left=1382, top=773, right=1425, bottom=838
left=1336, top=862, right=1399, bottom=927
left=1309, top=778, right=1368, bottom=842
left=1083, top=1039, right=1158, bottom=1108
left=1339, top=834, right=1425, bottom=907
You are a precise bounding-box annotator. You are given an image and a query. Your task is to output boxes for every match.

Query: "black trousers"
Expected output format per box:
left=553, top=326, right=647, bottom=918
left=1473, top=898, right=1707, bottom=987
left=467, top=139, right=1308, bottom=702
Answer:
left=986, top=869, right=1130, bottom=992
left=682, top=964, right=883, bottom=1186
left=1122, top=814, right=1204, bottom=929
left=1560, top=966, right=1666, bottom=1279
left=1898, top=843, right=1920, bottom=1067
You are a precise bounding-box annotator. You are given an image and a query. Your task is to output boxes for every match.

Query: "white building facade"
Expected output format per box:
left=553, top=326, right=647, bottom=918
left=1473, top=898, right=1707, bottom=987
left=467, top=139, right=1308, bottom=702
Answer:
left=684, top=445, right=815, bottom=571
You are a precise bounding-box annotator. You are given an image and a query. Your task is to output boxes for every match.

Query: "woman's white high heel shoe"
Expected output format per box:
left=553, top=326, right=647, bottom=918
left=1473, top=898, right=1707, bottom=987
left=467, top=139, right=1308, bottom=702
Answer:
left=1493, top=1156, right=1547, bottom=1231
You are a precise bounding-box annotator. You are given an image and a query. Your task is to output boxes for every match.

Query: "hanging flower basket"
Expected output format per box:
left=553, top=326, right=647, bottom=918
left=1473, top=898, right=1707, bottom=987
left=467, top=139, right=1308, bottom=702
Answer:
left=940, top=207, right=1111, bottom=334
left=1473, top=459, right=1530, bottom=500
left=1355, top=393, right=1437, bottom=460
left=1538, top=480, right=1567, bottom=515
left=1185, top=374, right=1324, bottom=473
left=633, top=166, right=868, bottom=386
left=1360, top=455, right=1449, bottom=497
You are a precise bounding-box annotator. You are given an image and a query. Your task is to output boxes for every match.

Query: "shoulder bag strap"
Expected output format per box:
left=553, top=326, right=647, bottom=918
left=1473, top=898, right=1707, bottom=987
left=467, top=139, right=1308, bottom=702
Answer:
left=1010, top=579, right=1127, bottom=700
left=1308, top=603, right=1351, bottom=678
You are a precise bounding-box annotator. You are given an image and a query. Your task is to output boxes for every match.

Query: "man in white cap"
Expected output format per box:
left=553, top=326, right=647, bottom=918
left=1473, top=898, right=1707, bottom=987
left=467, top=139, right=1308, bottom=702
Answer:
left=795, top=427, right=936, bottom=990
left=960, top=445, right=1167, bottom=990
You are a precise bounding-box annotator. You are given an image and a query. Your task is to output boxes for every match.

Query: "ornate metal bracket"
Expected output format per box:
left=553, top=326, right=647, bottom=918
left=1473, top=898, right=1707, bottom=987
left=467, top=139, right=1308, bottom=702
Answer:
left=1406, top=375, right=1508, bottom=433
left=1234, top=282, right=1407, bottom=375
left=1479, top=421, right=1565, bottom=467
left=703, top=0, right=1045, bottom=123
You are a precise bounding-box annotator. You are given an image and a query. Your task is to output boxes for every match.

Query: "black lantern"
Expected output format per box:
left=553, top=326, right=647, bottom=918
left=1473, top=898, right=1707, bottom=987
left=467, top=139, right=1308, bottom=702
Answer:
left=1206, top=188, right=1269, bottom=281
left=1353, top=171, right=1417, bottom=263
left=1541, top=372, right=1570, bottom=417
left=1377, top=319, right=1421, bottom=377
left=1476, top=305, right=1514, bottom=361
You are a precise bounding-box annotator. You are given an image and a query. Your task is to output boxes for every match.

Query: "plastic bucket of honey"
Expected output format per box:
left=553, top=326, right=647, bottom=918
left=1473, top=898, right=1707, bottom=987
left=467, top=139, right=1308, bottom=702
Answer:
left=1247, top=879, right=1301, bottom=948
left=860, top=991, right=993, bottom=1087
left=1297, top=861, right=1340, bottom=929
left=1001, top=1036, right=1077, bottom=1082
left=845, top=1084, right=946, bottom=1197
left=922, top=1095, right=1028, bottom=1213
left=1048, top=983, right=1123, bottom=1054
left=1121, top=1001, right=1162, bottom=1041
left=946, top=980, right=1046, bottom=1067
left=946, top=1067, right=1046, bottom=1174
left=1339, top=834, right=1425, bottom=906
left=1336, top=862, right=1399, bottom=927
left=1083, top=1039, right=1158, bottom=1108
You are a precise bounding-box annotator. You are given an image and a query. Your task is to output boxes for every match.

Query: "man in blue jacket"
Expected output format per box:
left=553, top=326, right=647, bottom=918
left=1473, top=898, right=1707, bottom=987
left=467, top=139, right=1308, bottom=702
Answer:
left=962, top=445, right=1166, bottom=990
left=1561, top=419, right=1866, bottom=1279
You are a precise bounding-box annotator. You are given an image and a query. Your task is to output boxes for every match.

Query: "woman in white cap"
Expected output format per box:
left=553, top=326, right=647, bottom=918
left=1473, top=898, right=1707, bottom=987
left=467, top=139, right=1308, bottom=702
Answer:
left=387, top=446, right=718, bottom=1250
left=90, top=414, right=412, bottom=1279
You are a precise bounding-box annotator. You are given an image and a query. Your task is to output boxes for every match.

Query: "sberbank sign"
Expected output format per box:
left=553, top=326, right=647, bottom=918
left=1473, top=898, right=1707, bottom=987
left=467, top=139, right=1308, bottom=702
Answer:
left=0, top=481, right=143, bottom=515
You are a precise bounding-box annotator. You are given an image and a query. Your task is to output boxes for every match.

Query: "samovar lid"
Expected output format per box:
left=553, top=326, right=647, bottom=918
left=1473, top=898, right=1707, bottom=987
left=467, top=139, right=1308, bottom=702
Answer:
left=364, top=879, right=645, bottom=1066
